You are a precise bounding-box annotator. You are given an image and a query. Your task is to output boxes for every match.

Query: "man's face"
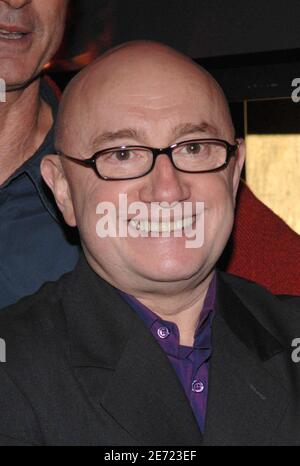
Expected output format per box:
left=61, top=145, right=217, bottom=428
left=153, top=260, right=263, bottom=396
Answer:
left=45, top=49, right=245, bottom=290
left=0, top=0, right=68, bottom=89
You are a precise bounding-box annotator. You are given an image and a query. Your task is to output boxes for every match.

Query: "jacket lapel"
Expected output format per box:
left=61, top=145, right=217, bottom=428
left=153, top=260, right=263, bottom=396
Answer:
left=203, top=273, right=289, bottom=445
left=99, top=318, right=203, bottom=445
left=63, top=257, right=202, bottom=445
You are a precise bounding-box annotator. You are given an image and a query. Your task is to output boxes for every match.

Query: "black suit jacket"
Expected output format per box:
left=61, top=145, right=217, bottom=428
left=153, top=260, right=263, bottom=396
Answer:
left=0, top=256, right=299, bottom=446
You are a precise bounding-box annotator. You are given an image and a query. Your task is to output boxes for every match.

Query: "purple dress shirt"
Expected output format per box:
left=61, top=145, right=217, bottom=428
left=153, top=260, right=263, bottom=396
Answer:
left=118, top=274, right=216, bottom=433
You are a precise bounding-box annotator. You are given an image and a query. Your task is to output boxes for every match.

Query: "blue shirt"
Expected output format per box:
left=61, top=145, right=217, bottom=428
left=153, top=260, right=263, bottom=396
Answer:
left=119, top=273, right=216, bottom=433
left=0, top=78, right=80, bottom=309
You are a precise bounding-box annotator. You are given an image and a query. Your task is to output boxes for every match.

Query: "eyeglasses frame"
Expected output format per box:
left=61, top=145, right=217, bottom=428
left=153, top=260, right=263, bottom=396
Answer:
left=56, top=138, right=239, bottom=181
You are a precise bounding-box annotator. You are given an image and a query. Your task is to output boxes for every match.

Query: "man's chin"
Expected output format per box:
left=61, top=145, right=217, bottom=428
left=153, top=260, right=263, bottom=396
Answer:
left=133, top=260, right=203, bottom=284
left=0, top=66, right=38, bottom=92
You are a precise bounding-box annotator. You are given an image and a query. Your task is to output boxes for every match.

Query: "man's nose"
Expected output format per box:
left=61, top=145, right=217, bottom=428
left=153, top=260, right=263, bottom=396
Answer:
left=0, top=0, right=31, bottom=8
left=139, top=153, right=190, bottom=204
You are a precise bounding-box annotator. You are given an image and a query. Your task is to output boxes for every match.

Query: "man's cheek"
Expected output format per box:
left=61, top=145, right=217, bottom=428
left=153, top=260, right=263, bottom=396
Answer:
left=74, top=197, right=98, bottom=235
left=206, top=198, right=233, bottom=235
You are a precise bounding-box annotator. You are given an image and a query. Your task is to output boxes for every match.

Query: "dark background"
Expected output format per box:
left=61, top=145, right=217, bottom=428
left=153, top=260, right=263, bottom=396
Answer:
left=114, top=0, right=300, bottom=56
left=49, top=0, right=300, bottom=139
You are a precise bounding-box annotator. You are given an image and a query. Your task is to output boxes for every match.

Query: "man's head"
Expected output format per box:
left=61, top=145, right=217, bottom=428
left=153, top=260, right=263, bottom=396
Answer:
left=42, top=41, right=245, bottom=294
left=0, top=0, right=69, bottom=90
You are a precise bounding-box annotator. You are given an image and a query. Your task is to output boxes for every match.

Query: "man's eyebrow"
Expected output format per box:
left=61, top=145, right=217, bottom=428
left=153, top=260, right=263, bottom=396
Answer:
left=93, top=128, right=143, bottom=146
left=173, top=122, right=220, bottom=138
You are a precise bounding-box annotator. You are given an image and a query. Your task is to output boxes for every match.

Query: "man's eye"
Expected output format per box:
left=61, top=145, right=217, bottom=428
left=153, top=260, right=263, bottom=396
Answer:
left=104, top=150, right=133, bottom=161
left=184, top=143, right=203, bottom=154
left=115, top=150, right=132, bottom=161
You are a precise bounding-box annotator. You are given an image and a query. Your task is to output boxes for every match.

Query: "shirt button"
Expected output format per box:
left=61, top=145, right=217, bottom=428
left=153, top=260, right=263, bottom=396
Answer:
left=192, top=380, right=204, bottom=393
left=157, top=326, right=170, bottom=339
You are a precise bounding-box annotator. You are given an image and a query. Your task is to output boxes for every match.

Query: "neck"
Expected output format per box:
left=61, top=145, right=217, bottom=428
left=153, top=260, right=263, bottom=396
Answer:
left=135, top=270, right=214, bottom=346
left=0, top=78, right=53, bottom=185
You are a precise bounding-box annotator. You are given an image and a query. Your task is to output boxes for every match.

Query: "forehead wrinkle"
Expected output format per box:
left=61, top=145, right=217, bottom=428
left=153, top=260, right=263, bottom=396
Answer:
left=89, top=121, right=221, bottom=152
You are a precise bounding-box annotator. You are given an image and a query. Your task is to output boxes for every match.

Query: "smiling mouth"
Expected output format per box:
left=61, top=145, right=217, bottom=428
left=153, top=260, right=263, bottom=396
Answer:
left=129, top=216, right=196, bottom=233
left=0, top=28, right=28, bottom=39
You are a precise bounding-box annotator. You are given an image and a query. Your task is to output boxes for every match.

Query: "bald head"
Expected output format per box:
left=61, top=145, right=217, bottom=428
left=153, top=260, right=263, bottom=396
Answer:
left=55, top=41, right=234, bottom=153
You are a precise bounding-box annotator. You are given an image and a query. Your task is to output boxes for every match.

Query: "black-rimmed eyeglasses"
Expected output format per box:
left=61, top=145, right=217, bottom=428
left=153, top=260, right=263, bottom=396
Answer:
left=57, top=138, right=239, bottom=181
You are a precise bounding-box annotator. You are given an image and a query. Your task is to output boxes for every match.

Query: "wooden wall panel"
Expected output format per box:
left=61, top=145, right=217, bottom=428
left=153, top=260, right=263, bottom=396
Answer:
left=246, top=134, right=300, bottom=234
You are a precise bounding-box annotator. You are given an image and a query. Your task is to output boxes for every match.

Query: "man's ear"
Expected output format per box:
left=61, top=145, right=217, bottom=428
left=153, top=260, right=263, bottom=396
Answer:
left=232, top=138, right=246, bottom=199
left=41, top=155, right=77, bottom=227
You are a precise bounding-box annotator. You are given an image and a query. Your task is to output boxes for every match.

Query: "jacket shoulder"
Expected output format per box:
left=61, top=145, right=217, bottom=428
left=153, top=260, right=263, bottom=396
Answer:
left=0, top=270, right=71, bottom=336
left=219, top=272, right=300, bottom=302
left=0, top=271, right=72, bottom=383
left=0, top=272, right=74, bottom=444
left=218, top=271, right=300, bottom=338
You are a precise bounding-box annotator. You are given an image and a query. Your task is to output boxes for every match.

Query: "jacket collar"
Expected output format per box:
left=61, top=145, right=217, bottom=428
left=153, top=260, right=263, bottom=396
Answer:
left=64, top=257, right=284, bottom=369
left=216, top=271, right=284, bottom=360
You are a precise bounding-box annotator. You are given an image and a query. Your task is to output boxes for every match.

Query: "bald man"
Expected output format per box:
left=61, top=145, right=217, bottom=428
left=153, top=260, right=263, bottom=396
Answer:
left=0, top=42, right=299, bottom=446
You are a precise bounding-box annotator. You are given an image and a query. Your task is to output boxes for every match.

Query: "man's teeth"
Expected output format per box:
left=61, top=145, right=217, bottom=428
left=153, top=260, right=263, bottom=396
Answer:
left=0, top=29, right=25, bottom=39
left=130, top=216, right=194, bottom=233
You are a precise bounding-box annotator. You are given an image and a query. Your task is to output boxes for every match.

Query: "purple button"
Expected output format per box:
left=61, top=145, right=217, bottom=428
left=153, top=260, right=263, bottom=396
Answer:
left=157, top=326, right=170, bottom=339
left=192, top=380, right=204, bottom=393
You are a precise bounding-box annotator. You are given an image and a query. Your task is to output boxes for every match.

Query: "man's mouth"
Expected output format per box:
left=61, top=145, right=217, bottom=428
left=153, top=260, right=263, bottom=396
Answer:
left=0, top=23, right=31, bottom=40
left=0, top=29, right=27, bottom=39
left=129, top=215, right=195, bottom=233
left=0, top=28, right=28, bottom=40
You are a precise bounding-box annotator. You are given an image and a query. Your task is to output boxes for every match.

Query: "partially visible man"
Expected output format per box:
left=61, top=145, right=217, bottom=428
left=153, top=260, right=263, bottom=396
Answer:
left=0, top=42, right=299, bottom=446
left=0, top=0, right=79, bottom=309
